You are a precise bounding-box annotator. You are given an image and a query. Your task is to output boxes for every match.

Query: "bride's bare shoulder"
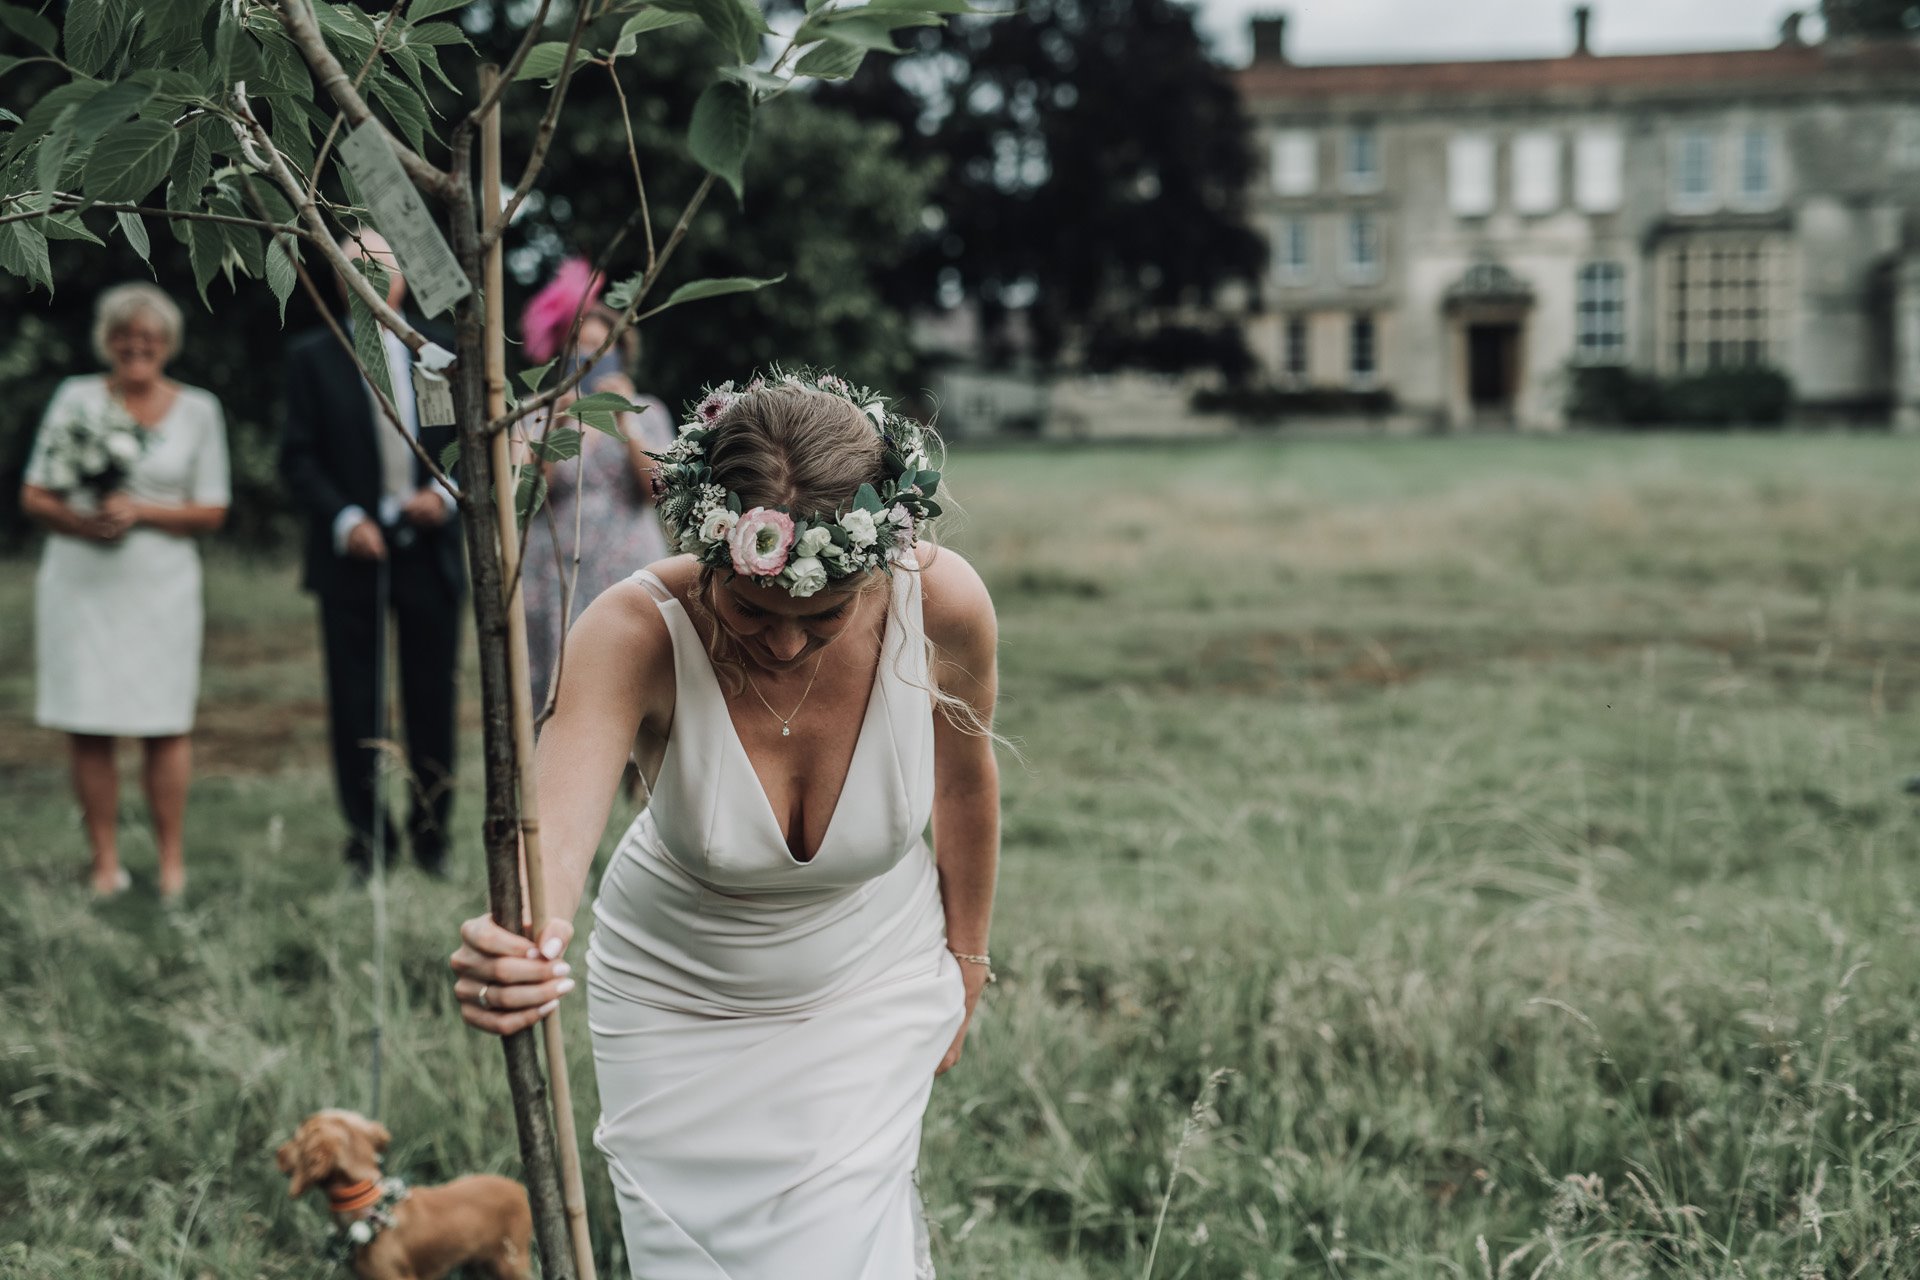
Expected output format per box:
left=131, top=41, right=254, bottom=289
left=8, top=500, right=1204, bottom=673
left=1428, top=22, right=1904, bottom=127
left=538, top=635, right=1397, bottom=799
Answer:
left=914, top=543, right=995, bottom=653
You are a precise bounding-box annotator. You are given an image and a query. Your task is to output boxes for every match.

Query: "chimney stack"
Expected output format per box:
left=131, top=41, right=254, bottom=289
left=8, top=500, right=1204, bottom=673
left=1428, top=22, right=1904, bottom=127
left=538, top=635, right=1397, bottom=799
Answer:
left=1251, top=14, right=1288, bottom=64
left=1573, top=5, right=1593, bottom=56
left=1779, top=11, right=1805, bottom=47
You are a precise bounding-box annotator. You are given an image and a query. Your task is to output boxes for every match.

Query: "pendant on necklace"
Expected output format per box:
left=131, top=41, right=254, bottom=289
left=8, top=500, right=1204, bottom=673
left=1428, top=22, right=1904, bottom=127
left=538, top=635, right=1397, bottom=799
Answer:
left=782, top=725, right=791, bottom=737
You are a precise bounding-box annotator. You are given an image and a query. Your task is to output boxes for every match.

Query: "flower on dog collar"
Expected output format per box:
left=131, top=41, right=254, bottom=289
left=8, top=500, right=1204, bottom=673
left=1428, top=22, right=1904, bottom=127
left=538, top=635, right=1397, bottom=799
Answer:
left=325, top=1177, right=409, bottom=1262
left=648, top=367, right=943, bottom=599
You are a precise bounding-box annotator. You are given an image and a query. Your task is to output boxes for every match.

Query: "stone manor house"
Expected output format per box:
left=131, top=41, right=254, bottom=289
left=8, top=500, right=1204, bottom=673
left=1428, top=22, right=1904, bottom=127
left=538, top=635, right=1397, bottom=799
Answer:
left=1233, top=8, right=1920, bottom=428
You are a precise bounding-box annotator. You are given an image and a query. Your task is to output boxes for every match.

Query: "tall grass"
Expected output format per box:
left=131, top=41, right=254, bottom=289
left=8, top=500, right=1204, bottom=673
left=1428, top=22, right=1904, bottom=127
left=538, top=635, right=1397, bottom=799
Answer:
left=5, top=434, right=1920, bottom=1276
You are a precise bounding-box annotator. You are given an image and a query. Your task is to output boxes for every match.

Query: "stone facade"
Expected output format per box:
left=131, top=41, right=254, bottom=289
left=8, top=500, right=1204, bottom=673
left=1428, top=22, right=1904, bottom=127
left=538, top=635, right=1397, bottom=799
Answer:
left=1235, top=10, right=1920, bottom=429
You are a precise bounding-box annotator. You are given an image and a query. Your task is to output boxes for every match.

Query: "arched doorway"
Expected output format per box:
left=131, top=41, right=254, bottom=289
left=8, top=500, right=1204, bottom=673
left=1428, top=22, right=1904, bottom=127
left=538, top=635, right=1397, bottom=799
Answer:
left=1444, top=262, right=1535, bottom=429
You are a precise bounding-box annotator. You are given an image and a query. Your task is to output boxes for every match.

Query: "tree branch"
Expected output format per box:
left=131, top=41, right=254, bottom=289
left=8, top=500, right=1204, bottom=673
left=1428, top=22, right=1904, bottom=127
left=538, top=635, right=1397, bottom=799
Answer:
left=233, top=169, right=458, bottom=495
left=0, top=197, right=320, bottom=238
left=230, top=91, right=441, bottom=360
left=305, top=0, right=413, bottom=206
left=605, top=61, right=655, bottom=272
left=466, top=0, right=557, bottom=126
left=481, top=0, right=595, bottom=250
left=488, top=174, right=717, bottom=435
left=273, top=0, right=455, bottom=202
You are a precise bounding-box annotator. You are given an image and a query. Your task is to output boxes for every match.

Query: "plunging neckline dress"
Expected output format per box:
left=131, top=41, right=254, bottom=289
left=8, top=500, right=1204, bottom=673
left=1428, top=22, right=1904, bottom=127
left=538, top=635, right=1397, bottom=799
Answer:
left=587, top=566, right=964, bottom=1279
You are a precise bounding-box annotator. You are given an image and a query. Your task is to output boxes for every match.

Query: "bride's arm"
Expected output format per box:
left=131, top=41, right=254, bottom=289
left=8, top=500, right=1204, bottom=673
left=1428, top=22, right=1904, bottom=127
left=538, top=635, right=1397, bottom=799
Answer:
left=449, top=580, right=672, bottom=1035
left=922, top=549, right=1002, bottom=1075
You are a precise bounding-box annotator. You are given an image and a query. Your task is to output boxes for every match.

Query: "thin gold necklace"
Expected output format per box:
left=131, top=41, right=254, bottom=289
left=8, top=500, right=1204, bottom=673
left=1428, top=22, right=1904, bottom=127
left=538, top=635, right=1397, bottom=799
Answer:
left=740, top=652, right=826, bottom=737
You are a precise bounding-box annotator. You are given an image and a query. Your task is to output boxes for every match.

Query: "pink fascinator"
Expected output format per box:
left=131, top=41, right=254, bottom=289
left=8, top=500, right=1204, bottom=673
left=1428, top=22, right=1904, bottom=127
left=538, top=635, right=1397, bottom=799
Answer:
left=520, top=257, right=604, bottom=364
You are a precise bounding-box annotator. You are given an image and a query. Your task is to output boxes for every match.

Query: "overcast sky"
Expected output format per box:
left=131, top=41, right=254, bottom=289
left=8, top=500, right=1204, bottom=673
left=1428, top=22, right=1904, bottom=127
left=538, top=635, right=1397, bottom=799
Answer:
left=1195, top=0, right=1818, bottom=66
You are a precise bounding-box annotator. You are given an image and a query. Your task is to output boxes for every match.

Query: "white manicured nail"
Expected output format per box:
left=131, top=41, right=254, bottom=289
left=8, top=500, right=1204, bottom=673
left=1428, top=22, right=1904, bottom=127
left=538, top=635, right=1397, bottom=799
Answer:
left=541, top=937, right=564, bottom=959
left=552, top=962, right=572, bottom=977
left=556, top=978, right=575, bottom=994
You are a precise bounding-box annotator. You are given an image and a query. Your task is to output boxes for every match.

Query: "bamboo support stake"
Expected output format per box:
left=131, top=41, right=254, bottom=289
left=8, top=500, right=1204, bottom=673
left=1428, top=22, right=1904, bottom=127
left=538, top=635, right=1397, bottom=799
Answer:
left=480, top=66, right=598, bottom=1280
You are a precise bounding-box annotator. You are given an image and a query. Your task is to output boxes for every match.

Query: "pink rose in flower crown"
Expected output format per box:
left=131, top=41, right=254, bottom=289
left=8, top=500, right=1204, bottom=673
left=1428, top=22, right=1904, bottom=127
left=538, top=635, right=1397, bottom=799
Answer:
left=729, top=507, right=795, bottom=577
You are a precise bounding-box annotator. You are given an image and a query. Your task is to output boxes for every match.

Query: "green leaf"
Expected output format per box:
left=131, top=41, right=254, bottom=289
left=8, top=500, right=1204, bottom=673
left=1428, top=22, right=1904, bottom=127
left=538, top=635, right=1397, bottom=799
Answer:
left=403, top=20, right=468, bottom=46
left=650, top=0, right=768, bottom=63
left=83, top=118, right=178, bottom=205
left=3, top=81, right=99, bottom=165
left=513, top=41, right=578, bottom=82
left=167, top=116, right=213, bottom=224
left=0, top=218, right=52, bottom=291
left=869, top=0, right=979, bottom=11
left=0, top=3, right=58, bottom=53
left=368, top=76, right=431, bottom=155
left=519, top=359, right=557, bottom=394
left=718, top=66, right=789, bottom=95
left=687, top=81, right=752, bottom=203
left=527, top=426, right=584, bottom=463
left=818, top=17, right=900, bottom=51
left=439, top=439, right=462, bottom=473
left=35, top=106, right=75, bottom=194
left=39, top=211, right=103, bottom=244
left=115, top=210, right=151, bottom=264
left=658, top=274, right=784, bottom=310
left=853, top=482, right=883, bottom=514
left=70, top=78, right=156, bottom=140
left=819, top=3, right=946, bottom=28
left=185, top=218, right=222, bottom=303
left=565, top=392, right=642, bottom=437
left=794, top=39, right=865, bottom=80
left=515, top=469, right=548, bottom=527
left=604, top=270, right=644, bottom=311
left=254, top=27, right=314, bottom=97
left=408, top=0, right=472, bottom=21
left=348, top=262, right=395, bottom=405
left=63, top=0, right=120, bottom=77
left=264, top=237, right=296, bottom=321
left=0, top=107, right=19, bottom=125
left=612, top=8, right=697, bottom=56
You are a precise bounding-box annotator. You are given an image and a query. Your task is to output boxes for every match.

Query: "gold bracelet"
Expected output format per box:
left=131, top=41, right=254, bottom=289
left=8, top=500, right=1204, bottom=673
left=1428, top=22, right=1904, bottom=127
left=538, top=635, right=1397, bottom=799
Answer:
left=949, top=949, right=996, bottom=983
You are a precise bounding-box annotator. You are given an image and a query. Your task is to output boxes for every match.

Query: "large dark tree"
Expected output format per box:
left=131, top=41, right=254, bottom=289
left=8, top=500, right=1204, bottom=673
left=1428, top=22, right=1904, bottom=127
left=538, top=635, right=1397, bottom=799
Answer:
left=1822, top=0, right=1920, bottom=35
left=825, top=0, right=1264, bottom=367
left=0, top=2, right=933, bottom=543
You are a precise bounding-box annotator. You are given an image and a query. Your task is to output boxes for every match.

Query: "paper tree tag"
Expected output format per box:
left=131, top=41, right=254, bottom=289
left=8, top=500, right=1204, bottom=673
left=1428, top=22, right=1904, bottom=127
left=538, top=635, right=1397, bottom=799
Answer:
left=412, top=364, right=457, bottom=427
left=337, top=123, right=474, bottom=319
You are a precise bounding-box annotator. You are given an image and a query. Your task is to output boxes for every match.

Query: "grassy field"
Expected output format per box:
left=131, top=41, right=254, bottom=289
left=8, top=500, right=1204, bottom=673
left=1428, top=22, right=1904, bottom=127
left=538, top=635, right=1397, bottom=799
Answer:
left=6, top=434, right=1920, bottom=1278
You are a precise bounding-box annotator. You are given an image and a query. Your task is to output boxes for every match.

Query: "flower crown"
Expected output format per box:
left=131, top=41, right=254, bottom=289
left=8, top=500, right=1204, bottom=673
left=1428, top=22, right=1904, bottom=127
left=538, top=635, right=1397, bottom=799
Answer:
left=647, top=368, right=944, bottom=598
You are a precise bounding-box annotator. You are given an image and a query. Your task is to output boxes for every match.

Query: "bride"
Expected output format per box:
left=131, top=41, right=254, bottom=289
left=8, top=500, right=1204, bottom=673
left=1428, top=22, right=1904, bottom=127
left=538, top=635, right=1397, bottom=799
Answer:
left=448, top=371, right=1001, bottom=1278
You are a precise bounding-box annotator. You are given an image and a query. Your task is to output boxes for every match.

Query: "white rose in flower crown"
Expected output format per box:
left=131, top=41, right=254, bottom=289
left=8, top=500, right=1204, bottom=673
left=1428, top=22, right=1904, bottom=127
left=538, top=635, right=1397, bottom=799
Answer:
left=840, top=509, right=877, bottom=549
left=862, top=401, right=887, bottom=427
left=784, top=557, right=828, bottom=598
left=698, top=506, right=740, bottom=544
left=794, top=525, right=833, bottom=558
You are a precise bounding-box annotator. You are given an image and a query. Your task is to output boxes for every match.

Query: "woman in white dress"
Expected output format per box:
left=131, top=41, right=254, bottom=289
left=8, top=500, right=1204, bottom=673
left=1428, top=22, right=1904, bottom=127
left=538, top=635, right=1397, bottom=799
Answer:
left=19, top=283, right=231, bottom=900
left=449, top=373, right=1001, bottom=1278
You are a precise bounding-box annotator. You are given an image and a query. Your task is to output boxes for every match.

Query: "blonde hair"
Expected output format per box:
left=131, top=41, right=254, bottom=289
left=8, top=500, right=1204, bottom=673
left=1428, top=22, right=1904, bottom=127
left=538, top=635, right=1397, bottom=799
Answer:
left=689, top=384, right=999, bottom=742
left=91, top=282, right=183, bottom=365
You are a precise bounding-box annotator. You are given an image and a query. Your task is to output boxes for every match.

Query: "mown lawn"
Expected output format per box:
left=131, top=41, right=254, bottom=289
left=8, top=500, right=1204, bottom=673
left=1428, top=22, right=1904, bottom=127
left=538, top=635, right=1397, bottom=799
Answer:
left=6, top=433, right=1920, bottom=1278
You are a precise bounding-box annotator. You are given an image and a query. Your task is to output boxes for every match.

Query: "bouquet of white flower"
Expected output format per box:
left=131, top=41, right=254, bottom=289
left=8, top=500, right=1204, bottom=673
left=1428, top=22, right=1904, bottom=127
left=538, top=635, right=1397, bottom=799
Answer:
left=38, top=394, right=149, bottom=499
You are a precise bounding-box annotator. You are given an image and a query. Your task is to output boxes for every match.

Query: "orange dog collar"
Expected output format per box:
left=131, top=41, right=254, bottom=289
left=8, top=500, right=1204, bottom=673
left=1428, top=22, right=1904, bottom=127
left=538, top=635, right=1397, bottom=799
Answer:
left=328, top=1179, right=383, bottom=1215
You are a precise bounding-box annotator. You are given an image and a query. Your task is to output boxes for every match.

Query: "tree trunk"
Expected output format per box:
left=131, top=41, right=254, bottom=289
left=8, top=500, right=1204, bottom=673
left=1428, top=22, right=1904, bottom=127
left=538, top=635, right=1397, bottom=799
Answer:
left=446, top=138, right=579, bottom=1280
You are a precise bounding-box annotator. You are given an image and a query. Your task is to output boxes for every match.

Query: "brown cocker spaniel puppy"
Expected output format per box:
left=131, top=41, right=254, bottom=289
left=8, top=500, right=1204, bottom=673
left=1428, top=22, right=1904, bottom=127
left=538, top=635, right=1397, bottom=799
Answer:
left=276, top=1109, right=532, bottom=1280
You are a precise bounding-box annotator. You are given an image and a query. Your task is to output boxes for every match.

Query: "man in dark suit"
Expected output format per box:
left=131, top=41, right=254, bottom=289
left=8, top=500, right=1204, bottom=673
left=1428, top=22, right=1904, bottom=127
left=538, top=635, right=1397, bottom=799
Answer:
left=282, top=232, right=465, bottom=877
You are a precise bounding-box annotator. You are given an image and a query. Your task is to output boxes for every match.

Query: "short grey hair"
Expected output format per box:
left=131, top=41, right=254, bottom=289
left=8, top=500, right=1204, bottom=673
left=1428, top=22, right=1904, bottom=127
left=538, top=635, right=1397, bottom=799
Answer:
left=92, top=282, right=184, bottom=365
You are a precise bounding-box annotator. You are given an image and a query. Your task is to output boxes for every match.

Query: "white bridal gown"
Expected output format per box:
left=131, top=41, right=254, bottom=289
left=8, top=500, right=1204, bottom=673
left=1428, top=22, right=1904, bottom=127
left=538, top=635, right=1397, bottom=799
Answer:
left=587, top=567, right=964, bottom=1279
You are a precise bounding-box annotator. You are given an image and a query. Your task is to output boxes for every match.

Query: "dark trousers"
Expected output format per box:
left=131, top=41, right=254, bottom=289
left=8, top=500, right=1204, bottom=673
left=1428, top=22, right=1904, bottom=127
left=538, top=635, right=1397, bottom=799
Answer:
left=316, top=541, right=463, bottom=872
